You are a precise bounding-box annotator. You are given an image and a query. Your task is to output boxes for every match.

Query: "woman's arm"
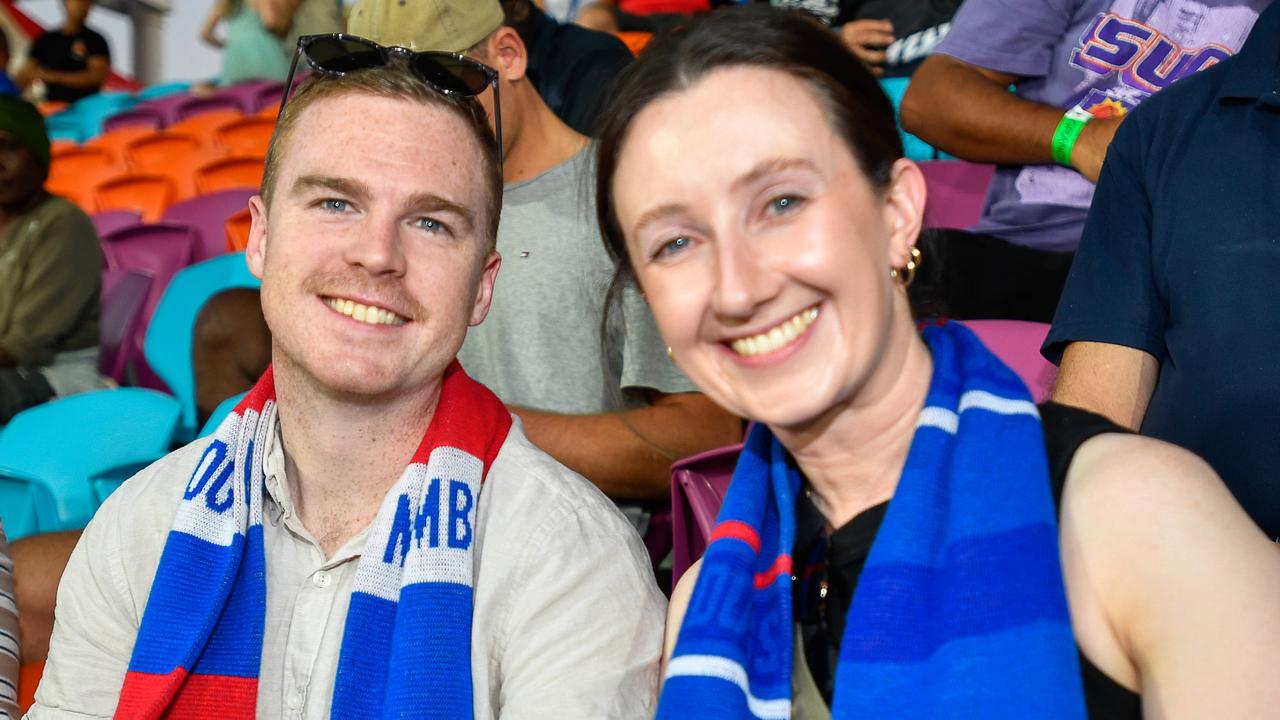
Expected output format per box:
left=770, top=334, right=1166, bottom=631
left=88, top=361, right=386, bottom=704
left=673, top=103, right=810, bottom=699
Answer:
left=1061, top=433, right=1280, bottom=717
left=202, top=0, right=231, bottom=48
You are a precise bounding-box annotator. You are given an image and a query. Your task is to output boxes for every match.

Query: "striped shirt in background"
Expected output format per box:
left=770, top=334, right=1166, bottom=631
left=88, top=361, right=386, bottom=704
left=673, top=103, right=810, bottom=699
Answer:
left=0, top=522, right=18, bottom=719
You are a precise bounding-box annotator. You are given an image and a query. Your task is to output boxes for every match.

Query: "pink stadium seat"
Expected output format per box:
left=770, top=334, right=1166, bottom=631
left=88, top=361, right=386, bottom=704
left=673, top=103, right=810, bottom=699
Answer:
left=100, top=269, right=154, bottom=384
left=90, top=210, right=143, bottom=239
left=671, top=443, right=741, bottom=585
left=958, top=319, right=1057, bottom=402
left=919, top=160, right=996, bottom=230
left=162, top=189, right=256, bottom=261
left=173, top=94, right=245, bottom=123
left=100, top=106, right=166, bottom=134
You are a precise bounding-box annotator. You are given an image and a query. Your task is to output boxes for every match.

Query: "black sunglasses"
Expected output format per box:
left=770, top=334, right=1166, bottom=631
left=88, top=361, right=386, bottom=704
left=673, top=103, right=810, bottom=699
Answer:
left=279, top=33, right=503, bottom=166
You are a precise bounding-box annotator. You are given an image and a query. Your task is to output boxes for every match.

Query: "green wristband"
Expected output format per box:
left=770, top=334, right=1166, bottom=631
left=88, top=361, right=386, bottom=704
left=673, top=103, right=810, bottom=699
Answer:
left=1051, top=111, right=1090, bottom=167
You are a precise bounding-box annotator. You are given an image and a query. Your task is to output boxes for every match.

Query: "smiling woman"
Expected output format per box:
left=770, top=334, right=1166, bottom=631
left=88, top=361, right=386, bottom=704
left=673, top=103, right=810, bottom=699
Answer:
left=595, top=6, right=1280, bottom=720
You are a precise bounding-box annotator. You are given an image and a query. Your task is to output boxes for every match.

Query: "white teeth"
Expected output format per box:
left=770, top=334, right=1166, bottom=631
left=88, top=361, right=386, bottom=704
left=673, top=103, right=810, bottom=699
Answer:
left=323, top=297, right=408, bottom=326
left=729, top=306, right=819, bottom=357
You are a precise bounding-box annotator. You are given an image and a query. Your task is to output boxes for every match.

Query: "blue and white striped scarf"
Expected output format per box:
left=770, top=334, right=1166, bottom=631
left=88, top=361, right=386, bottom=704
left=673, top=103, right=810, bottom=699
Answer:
left=658, top=321, right=1087, bottom=719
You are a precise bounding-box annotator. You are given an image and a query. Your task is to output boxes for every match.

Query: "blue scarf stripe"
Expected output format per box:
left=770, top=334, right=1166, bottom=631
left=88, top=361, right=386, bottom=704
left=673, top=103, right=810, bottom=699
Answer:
left=384, top=583, right=475, bottom=713
left=189, top=524, right=267, bottom=677
left=330, top=593, right=396, bottom=716
left=664, top=656, right=791, bottom=719
left=840, top=522, right=1068, bottom=662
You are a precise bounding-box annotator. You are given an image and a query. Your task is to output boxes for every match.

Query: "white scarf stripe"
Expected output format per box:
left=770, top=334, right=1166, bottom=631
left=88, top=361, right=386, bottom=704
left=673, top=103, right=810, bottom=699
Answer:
left=665, top=655, right=792, bottom=720
left=918, top=389, right=1039, bottom=435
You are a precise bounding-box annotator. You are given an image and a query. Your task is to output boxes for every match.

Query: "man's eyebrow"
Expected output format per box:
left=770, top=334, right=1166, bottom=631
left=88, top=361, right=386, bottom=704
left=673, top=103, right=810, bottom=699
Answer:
left=291, top=174, right=373, bottom=202
left=403, top=192, right=477, bottom=234
left=729, top=157, right=821, bottom=193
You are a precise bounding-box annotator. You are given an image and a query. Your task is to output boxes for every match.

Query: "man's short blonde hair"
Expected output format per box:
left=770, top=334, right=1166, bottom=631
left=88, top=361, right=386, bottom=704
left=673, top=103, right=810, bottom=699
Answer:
left=261, top=59, right=503, bottom=246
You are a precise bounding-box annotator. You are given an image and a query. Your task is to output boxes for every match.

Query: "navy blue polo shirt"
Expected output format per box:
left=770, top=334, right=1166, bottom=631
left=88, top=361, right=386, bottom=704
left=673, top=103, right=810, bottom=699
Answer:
left=1044, top=1, right=1280, bottom=538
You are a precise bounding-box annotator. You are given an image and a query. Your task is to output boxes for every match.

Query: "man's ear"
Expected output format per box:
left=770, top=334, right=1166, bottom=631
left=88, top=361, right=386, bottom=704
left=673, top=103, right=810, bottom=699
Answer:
left=489, top=26, right=528, bottom=83
left=469, top=250, right=502, bottom=326
left=245, top=195, right=269, bottom=280
left=883, top=158, right=928, bottom=270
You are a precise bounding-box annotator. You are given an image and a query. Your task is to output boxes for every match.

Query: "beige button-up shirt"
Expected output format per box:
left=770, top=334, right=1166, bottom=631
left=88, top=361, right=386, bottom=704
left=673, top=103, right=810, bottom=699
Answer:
left=28, top=417, right=666, bottom=718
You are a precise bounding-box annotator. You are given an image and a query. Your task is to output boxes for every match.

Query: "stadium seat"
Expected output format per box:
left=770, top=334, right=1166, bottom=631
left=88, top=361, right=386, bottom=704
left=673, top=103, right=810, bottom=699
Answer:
left=72, top=91, right=140, bottom=139
left=137, top=81, right=193, bottom=101
left=174, top=93, right=246, bottom=122
left=124, top=131, right=225, bottom=198
left=162, top=188, right=256, bottom=261
left=100, top=106, right=166, bottom=134
left=215, top=116, right=275, bottom=157
left=46, top=147, right=122, bottom=210
left=87, top=124, right=160, bottom=163
left=93, top=174, right=177, bottom=221
left=958, top=320, right=1057, bottom=402
left=90, top=209, right=143, bottom=239
left=225, top=207, right=253, bottom=252
left=879, top=76, right=943, bottom=162
left=199, top=391, right=248, bottom=437
left=919, top=160, right=996, bottom=230
left=169, top=108, right=244, bottom=145
left=671, top=443, right=740, bottom=586
left=196, top=156, right=265, bottom=195
left=0, top=388, right=181, bottom=540
left=250, top=82, right=287, bottom=113
left=100, top=269, right=154, bottom=384
left=145, top=253, right=261, bottom=440
left=49, top=140, right=79, bottom=158
left=617, top=31, right=653, bottom=56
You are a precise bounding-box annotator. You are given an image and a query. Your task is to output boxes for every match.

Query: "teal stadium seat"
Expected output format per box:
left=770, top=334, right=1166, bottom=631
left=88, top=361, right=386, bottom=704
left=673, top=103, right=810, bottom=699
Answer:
left=0, top=388, right=181, bottom=541
left=137, top=81, right=193, bottom=101
left=144, top=253, right=261, bottom=442
left=200, top=391, right=248, bottom=438
left=879, top=76, right=947, bottom=162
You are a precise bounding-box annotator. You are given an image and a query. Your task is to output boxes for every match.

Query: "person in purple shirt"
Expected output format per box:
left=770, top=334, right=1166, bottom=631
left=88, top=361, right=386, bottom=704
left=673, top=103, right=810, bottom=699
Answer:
left=900, top=0, right=1269, bottom=320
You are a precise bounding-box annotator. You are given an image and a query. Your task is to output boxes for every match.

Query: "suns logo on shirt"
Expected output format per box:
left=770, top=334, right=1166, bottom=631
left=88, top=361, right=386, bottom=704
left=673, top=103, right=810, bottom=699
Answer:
left=1070, top=12, right=1232, bottom=97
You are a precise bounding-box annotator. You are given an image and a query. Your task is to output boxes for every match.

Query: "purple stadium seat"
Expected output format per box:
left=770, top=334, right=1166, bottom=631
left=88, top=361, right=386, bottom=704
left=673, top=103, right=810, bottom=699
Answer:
left=174, top=94, right=246, bottom=123
left=133, top=93, right=192, bottom=126
left=162, top=189, right=255, bottom=261
left=919, top=160, right=996, bottom=230
left=958, top=319, right=1057, bottom=402
left=100, top=269, right=153, bottom=384
left=100, top=106, right=166, bottom=134
left=671, top=442, right=742, bottom=585
left=250, top=82, right=287, bottom=113
left=90, top=210, right=142, bottom=239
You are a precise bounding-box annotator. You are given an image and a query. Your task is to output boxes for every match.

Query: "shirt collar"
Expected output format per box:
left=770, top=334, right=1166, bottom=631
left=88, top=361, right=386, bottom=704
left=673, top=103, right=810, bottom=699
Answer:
left=1219, top=3, right=1280, bottom=107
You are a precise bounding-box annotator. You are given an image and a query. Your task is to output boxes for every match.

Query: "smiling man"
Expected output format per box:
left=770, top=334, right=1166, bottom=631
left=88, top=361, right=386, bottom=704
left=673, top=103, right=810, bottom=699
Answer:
left=28, top=55, right=664, bottom=719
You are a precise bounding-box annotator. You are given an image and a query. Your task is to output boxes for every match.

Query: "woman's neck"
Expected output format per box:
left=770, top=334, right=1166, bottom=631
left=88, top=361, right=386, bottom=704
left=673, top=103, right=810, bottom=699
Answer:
left=774, top=320, right=934, bottom=529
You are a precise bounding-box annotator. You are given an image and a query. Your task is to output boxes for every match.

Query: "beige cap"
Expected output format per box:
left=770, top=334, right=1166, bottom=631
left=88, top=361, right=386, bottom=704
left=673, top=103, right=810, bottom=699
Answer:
left=347, top=0, right=505, bottom=53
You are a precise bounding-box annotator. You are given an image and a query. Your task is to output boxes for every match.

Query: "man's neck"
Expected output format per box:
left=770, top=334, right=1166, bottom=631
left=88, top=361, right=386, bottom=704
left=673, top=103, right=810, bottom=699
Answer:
left=273, top=359, right=441, bottom=558
left=773, top=308, right=934, bottom=530
left=502, top=86, right=588, bottom=185
left=62, top=19, right=84, bottom=34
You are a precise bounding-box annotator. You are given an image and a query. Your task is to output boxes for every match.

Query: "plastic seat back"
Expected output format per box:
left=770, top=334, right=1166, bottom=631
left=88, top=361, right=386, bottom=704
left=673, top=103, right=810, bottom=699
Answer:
left=47, top=147, right=122, bottom=210
left=169, top=108, right=243, bottom=146
left=195, top=156, right=265, bottom=195
left=100, top=223, right=200, bottom=354
left=225, top=207, right=253, bottom=252
left=100, top=106, right=166, bottom=134
left=0, top=389, right=180, bottom=536
left=100, top=269, right=154, bottom=384
left=94, top=174, right=176, bottom=221
left=251, top=82, right=287, bottom=113
left=671, top=443, right=742, bottom=586
left=958, top=320, right=1056, bottom=402
left=215, top=116, right=275, bottom=157
left=145, top=253, right=261, bottom=439
left=87, top=125, right=159, bottom=165
left=124, top=131, right=224, bottom=199
left=90, top=210, right=143, bottom=239
left=162, top=189, right=256, bottom=262
left=137, top=81, right=193, bottom=101
left=919, top=160, right=996, bottom=230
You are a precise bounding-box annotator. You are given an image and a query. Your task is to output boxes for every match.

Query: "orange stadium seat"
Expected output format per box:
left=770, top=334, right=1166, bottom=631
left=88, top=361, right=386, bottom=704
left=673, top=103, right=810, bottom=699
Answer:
left=18, top=660, right=43, bottom=714
left=94, top=174, right=177, bottom=222
left=617, top=31, right=654, bottom=56
left=50, top=140, right=79, bottom=157
left=195, top=156, right=265, bottom=195
left=169, top=109, right=245, bottom=148
left=225, top=207, right=253, bottom=252
left=215, top=116, right=275, bottom=157
left=46, top=147, right=123, bottom=210
left=125, top=131, right=226, bottom=199
left=87, top=125, right=159, bottom=164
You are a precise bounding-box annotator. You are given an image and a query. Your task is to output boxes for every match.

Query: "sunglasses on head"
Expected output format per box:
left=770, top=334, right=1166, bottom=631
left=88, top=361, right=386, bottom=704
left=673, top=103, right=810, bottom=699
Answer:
left=279, top=33, right=504, bottom=166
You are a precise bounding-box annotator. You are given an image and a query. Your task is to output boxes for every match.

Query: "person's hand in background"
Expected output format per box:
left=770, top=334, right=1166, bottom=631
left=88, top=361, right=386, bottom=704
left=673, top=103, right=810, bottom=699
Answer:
left=840, top=19, right=894, bottom=75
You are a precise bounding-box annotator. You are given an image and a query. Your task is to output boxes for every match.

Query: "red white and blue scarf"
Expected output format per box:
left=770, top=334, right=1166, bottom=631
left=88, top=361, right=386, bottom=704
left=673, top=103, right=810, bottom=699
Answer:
left=115, top=361, right=512, bottom=719
left=658, top=322, right=1087, bottom=719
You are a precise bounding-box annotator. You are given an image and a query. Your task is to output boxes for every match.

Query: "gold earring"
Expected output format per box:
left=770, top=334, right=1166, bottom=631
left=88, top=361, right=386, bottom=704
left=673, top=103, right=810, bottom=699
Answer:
left=891, top=245, right=922, bottom=288
left=666, top=346, right=674, bottom=360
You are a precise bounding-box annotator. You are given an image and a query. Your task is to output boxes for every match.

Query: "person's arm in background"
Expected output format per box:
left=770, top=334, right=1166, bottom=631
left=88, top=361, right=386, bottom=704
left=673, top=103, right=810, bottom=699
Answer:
left=0, top=523, right=20, bottom=720
left=840, top=19, right=895, bottom=76
left=1052, top=343, right=1157, bottom=430
left=899, top=0, right=1121, bottom=182
left=30, top=55, right=108, bottom=91
left=512, top=392, right=742, bottom=499
left=254, top=0, right=302, bottom=37
left=201, top=0, right=232, bottom=48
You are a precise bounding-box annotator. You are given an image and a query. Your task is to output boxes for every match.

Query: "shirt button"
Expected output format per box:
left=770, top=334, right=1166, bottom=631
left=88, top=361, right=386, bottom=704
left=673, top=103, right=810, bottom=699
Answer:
left=287, top=689, right=303, bottom=710
left=312, top=570, right=332, bottom=588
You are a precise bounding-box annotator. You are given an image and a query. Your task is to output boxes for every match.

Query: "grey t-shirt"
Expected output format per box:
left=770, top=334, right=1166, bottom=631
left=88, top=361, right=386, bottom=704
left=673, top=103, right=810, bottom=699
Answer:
left=459, top=145, right=694, bottom=415
left=934, top=0, right=1268, bottom=251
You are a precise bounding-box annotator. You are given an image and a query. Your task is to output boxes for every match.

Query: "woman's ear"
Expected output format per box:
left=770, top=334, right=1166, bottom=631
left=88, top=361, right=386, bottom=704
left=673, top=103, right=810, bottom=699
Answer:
left=883, top=158, right=928, bottom=269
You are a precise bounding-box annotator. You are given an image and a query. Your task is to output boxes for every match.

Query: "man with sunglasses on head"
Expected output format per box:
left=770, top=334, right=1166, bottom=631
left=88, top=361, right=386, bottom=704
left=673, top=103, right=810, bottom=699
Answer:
left=27, top=41, right=664, bottom=720
left=347, top=0, right=743, bottom=524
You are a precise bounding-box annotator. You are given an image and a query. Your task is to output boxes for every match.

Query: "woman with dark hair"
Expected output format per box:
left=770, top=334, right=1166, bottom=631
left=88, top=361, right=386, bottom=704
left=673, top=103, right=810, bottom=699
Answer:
left=596, top=6, right=1280, bottom=718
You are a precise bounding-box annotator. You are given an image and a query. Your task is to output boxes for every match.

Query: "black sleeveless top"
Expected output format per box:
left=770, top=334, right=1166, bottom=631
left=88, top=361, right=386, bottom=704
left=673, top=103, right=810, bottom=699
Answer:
left=792, top=402, right=1142, bottom=719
